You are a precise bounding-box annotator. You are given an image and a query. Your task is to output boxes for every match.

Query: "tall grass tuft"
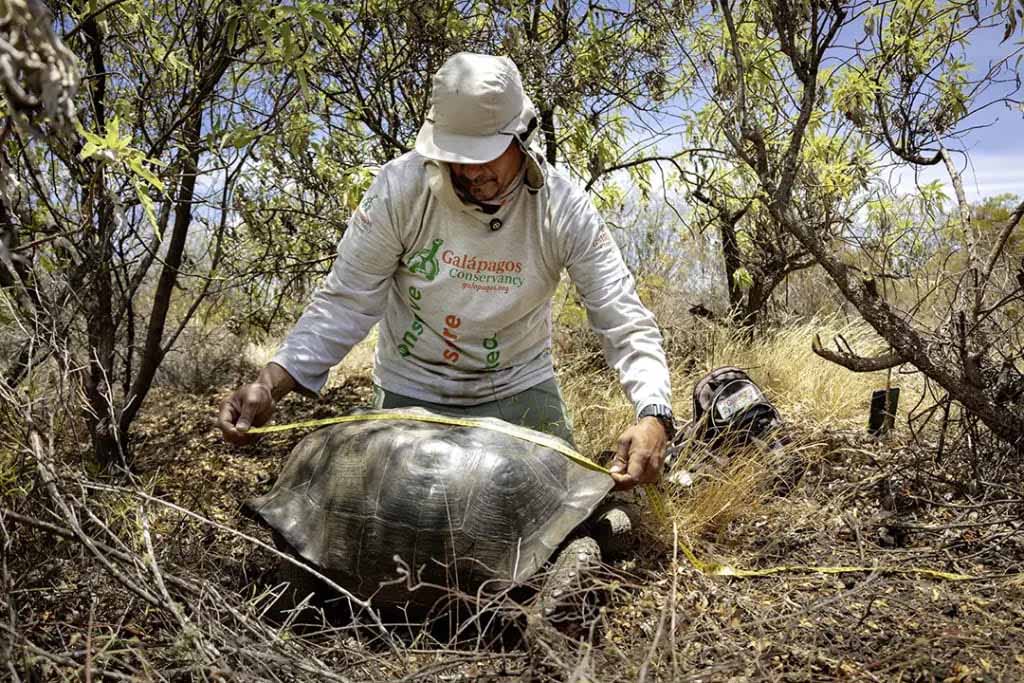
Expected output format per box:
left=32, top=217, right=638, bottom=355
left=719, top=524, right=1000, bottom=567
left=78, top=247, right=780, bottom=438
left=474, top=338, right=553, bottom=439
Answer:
left=675, top=314, right=902, bottom=427
left=560, top=314, right=897, bottom=446
left=558, top=314, right=903, bottom=538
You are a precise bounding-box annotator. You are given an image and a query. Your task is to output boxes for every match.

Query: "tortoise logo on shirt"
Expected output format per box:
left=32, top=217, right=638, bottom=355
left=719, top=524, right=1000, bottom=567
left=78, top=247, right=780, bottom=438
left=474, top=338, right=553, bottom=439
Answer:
left=359, top=193, right=378, bottom=213
left=407, top=238, right=443, bottom=281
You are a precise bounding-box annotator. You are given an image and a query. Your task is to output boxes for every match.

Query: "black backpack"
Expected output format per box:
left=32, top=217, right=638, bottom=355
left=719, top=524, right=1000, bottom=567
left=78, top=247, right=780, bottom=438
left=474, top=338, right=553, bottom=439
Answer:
left=687, top=366, right=784, bottom=450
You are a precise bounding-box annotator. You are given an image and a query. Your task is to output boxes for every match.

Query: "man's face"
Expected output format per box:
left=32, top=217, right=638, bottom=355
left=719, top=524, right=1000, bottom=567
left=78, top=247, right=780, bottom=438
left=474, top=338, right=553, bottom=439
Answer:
left=450, top=140, right=525, bottom=202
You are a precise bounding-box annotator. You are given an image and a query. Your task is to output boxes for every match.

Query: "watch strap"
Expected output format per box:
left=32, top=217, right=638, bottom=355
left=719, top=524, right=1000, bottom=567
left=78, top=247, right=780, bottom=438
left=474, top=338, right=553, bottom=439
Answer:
left=638, top=404, right=676, bottom=440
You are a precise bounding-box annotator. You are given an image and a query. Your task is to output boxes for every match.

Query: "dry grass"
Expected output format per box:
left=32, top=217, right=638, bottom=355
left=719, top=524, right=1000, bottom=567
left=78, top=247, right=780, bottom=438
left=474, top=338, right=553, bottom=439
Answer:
left=561, top=315, right=903, bottom=445
left=551, top=311, right=982, bottom=609
left=675, top=314, right=905, bottom=426
left=558, top=315, right=901, bottom=540
left=247, top=314, right=900, bottom=433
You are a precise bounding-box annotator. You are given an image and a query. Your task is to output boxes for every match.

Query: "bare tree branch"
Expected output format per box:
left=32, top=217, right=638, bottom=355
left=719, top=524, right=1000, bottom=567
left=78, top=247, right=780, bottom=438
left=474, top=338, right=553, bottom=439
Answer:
left=812, top=334, right=905, bottom=372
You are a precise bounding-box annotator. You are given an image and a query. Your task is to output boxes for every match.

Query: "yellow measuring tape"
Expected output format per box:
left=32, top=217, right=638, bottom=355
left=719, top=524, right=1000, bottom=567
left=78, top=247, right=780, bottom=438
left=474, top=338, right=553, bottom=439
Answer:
left=248, top=411, right=609, bottom=474
left=677, top=543, right=976, bottom=581
left=248, top=412, right=977, bottom=583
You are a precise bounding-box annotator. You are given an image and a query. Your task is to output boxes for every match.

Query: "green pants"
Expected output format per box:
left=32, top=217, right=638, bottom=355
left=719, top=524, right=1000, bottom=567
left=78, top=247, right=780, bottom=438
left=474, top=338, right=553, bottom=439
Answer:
left=372, top=378, right=575, bottom=444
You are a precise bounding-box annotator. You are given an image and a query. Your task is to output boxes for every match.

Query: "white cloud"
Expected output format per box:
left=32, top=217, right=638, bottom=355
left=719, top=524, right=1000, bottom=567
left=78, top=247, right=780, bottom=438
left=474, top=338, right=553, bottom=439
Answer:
left=892, top=151, right=1023, bottom=203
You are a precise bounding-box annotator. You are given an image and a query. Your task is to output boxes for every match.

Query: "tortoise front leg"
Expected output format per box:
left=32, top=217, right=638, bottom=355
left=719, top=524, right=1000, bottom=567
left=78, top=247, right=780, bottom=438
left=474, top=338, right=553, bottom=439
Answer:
left=536, top=535, right=602, bottom=631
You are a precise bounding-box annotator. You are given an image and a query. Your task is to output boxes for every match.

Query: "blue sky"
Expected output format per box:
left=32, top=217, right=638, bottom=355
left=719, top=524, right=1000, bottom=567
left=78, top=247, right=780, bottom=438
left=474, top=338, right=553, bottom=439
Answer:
left=960, top=27, right=1023, bottom=157
left=894, top=26, right=1023, bottom=201
left=600, top=12, right=1022, bottom=207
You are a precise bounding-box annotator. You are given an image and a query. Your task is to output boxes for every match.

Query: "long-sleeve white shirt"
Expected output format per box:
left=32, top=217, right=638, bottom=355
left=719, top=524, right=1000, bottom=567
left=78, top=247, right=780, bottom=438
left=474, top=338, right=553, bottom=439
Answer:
left=272, top=150, right=671, bottom=414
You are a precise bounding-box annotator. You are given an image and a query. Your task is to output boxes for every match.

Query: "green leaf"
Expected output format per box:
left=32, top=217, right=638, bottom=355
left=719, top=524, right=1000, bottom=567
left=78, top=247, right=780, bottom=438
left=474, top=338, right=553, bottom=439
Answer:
left=79, top=141, right=101, bottom=159
left=128, top=156, right=164, bottom=192
left=224, top=127, right=260, bottom=150
left=104, top=115, right=121, bottom=148
left=134, top=179, right=161, bottom=237
left=281, top=22, right=295, bottom=58
left=733, top=267, right=754, bottom=291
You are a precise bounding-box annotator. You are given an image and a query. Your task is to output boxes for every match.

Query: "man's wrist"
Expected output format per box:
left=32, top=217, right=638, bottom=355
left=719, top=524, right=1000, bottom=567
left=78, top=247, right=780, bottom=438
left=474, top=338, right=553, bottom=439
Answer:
left=257, top=363, right=297, bottom=402
left=638, top=404, right=675, bottom=441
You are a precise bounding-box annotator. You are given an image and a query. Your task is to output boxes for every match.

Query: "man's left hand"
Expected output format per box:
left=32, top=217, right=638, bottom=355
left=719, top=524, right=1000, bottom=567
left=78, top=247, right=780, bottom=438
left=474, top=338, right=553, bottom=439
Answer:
left=609, top=417, right=668, bottom=490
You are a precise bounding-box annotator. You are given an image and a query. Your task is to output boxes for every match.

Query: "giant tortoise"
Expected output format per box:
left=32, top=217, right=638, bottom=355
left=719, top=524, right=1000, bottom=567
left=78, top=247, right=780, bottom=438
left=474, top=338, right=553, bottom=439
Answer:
left=247, top=407, right=635, bottom=615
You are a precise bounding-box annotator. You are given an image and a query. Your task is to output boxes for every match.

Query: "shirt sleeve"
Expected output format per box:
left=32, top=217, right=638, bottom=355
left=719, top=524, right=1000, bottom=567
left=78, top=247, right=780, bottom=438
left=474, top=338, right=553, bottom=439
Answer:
left=272, top=170, right=403, bottom=395
left=558, top=190, right=672, bottom=415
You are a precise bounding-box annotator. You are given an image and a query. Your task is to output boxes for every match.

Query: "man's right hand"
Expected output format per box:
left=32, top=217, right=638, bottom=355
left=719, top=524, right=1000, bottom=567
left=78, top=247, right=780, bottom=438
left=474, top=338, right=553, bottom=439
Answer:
left=218, top=382, right=275, bottom=445
left=218, top=363, right=297, bottom=445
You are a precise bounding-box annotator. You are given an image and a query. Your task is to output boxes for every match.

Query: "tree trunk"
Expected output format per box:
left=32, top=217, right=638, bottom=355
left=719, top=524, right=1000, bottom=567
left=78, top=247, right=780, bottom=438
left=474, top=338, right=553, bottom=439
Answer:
left=539, top=107, right=557, bottom=165
left=117, top=20, right=233, bottom=439
left=118, top=111, right=204, bottom=435
left=718, top=209, right=744, bottom=314
left=84, top=169, right=121, bottom=467
left=79, top=15, right=123, bottom=467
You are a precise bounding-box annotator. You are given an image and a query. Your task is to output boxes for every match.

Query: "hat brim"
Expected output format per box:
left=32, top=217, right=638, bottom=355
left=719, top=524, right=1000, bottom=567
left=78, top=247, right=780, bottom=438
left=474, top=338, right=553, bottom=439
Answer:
left=415, top=121, right=513, bottom=164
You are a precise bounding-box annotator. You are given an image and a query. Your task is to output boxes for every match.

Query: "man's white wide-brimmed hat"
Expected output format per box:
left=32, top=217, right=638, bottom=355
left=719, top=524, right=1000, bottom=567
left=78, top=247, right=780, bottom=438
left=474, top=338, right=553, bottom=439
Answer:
left=415, top=52, right=538, bottom=164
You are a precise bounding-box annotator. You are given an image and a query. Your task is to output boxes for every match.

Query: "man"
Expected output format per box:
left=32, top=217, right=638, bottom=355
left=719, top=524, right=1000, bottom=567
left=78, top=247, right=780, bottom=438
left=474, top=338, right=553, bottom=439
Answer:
left=218, top=52, right=674, bottom=489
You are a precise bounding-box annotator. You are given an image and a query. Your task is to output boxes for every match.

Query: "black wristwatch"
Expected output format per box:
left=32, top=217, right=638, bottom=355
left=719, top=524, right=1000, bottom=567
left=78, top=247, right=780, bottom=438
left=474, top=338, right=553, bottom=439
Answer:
left=638, top=404, right=676, bottom=441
